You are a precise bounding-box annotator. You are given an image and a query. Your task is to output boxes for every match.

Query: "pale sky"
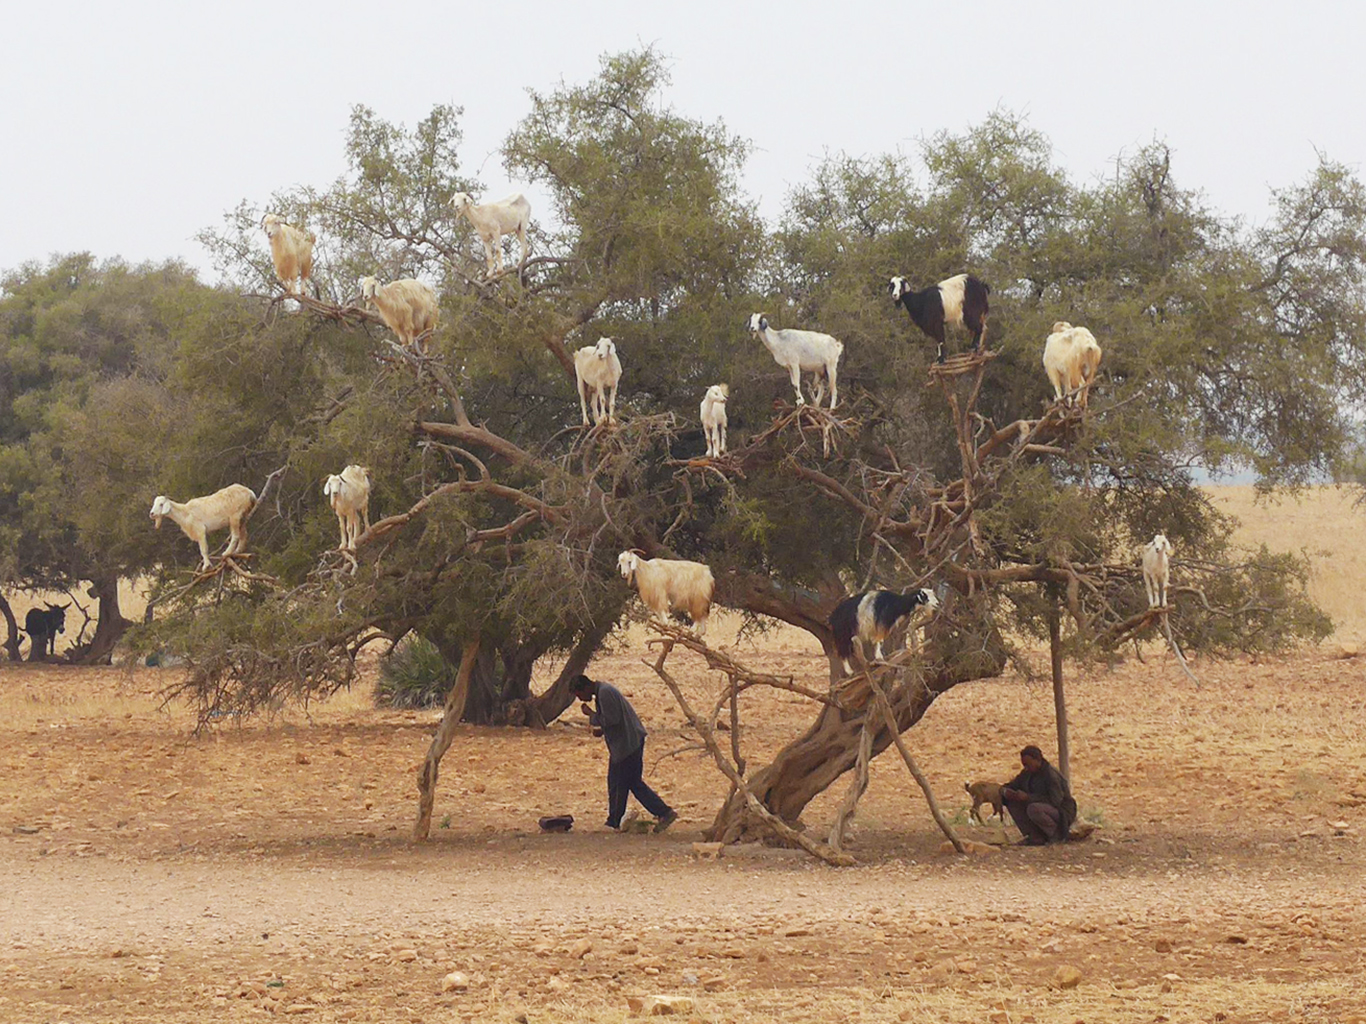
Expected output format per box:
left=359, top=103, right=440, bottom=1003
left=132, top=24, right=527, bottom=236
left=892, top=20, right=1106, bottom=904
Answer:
left=2, top=1, right=1362, bottom=278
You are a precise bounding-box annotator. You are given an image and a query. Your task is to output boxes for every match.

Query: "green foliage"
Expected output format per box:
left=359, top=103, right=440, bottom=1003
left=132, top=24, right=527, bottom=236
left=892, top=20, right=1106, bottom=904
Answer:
left=3, top=48, right=1361, bottom=711
left=376, top=635, right=455, bottom=710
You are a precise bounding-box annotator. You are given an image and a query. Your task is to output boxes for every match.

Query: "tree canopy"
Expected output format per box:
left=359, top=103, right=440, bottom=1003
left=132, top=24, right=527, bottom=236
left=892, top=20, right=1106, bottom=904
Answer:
left=2, top=48, right=1360, bottom=835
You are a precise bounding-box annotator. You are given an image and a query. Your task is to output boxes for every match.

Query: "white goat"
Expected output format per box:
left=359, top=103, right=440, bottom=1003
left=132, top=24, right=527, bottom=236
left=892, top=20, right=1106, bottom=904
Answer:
left=573, top=337, right=623, bottom=426
left=617, top=551, right=715, bottom=637
left=1043, top=321, right=1103, bottom=409
left=359, top=276, right=439, bottom=352
left=149, top=483, right=257, bottom=570
left=261, top=214, right=316, bottom=296
left=700, top=384, right=729, bottom=458
left=323, top=464, right=372, bottom=552
left=748, top=313, right=843, bottom=409
left=450, top=191, right=531, bottom=276
left=1142, top=533, right=1173, bottom=609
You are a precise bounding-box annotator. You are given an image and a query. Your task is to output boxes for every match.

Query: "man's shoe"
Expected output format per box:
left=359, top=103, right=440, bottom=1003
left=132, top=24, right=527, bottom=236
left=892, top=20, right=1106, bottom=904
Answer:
left=653, top=810, right=679, bottom=834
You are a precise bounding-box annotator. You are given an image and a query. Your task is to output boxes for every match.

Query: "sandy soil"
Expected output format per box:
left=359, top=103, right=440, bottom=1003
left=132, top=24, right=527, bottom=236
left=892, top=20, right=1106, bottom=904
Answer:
left=3, top=485, right=1365, bottom=1022
left=2, top=624, right=1365, bottom=1024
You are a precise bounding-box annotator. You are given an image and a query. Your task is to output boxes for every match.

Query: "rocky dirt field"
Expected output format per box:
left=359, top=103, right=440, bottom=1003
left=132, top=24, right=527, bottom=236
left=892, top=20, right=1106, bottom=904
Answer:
left=2, top=486, right=1365, bottom=1023
left=2, top=628, right=1364, bottom=1024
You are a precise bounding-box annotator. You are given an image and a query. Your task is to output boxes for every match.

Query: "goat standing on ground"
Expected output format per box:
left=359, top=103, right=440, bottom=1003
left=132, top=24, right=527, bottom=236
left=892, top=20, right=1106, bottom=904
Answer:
left=747, top=313, right=843, bottom=409
left=1142, top=533, right=1173, bottom=609
left=149, top=484, right=257, bottom=570
left=1043, top=321, right=1103, bottom=408
left=359, top=276, right=439, bottom=352
left=450, top=191, right=531, bottom=276
left=617, top=551, right=714, bottom=637
left=23, top=603, right=67, bottom=662
left=829, top=588, right=939, bottom=673
left=889, top=274, right=990, bottom=363
left=700, top=384, right=729, bottom=457
left=323, top=465, right=372, bottom=551
left=261, top=214, right=316, bottom=296
left=573, top=337, right=623, bottom=426
left=964, top=780, right=1006, bottom=826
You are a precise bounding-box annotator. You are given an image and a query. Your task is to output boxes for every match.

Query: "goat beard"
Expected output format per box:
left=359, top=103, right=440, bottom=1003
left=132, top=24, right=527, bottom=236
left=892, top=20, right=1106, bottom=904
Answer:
left=154, top=514, right=163, bottom=530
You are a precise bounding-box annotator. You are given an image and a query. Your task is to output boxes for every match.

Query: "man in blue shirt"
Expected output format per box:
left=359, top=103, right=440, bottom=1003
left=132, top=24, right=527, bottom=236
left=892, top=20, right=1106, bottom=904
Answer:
left=571, top=674, right=678, bottom=833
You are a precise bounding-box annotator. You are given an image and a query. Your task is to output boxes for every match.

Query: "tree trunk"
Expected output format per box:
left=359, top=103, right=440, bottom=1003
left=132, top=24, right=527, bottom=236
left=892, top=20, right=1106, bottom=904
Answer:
left=705, top=621, right=1007, bottom=841
left=528, top=617, right=617, bottom=725
left=68, top=576, right=131, bottom=666
left=1048, top=595, right=1070, bottom=781
left=0, top=594, right=21, bottom=662
left=415, top=638, right=482, bottom=840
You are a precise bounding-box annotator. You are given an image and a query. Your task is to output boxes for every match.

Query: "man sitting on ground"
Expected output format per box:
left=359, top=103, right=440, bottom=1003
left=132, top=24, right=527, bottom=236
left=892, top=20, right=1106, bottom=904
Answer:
left=1000, top=744, right=1077, bottom=845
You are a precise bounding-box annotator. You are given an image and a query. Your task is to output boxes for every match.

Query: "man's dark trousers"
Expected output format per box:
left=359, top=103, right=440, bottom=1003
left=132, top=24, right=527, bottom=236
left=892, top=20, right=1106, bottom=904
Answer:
left=607, top=742, right=670, bottom=827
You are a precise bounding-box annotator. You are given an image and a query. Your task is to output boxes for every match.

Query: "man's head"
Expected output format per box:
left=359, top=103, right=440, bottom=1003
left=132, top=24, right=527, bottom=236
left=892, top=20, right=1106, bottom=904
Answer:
left=571, top=675, right=597, bottom=701
left=1019, top=744, right=1044, bottom=771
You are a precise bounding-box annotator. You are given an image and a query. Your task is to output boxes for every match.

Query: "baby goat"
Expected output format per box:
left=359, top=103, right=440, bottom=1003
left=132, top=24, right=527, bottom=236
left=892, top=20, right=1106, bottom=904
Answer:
left=964, top=780, right=1006, bottom=826
left=829, top=588, right=939, bottom=673
left=889, top=274, right=990, bottom=363
left=700, top=384, right=729, bottom=457
left=1142, top=533, right=1173, bottom=609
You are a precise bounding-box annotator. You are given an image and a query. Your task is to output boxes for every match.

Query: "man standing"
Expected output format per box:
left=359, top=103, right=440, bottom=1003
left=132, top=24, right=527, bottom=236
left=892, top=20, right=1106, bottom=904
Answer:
left=571, top=674, right=678, bottom=833
left=1001, top=744, right=1077, bottom=845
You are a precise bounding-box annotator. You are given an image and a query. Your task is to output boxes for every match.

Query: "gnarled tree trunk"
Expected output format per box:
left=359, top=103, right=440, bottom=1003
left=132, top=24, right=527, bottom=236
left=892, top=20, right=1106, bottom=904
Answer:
left=68, top=576, right=131, bottom=666
left=705, top=618, right=1007, bottom=842
left=0, top=594, right=22, bottom=662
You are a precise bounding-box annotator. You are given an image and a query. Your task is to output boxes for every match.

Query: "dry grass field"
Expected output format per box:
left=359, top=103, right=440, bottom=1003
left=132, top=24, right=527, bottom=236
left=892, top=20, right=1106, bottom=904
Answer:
left=1, top=486, right=1364, bottom=1023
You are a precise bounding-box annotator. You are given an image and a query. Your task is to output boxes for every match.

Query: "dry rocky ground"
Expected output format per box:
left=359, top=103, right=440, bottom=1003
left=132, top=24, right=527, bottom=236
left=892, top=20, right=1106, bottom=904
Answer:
left=2, top=626, right=1365, bottom=1024
left=4, top=486, right=1366, bottom=1023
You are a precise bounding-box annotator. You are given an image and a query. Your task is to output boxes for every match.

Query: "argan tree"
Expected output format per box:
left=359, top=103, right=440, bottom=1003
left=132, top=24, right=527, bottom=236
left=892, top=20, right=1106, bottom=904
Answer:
left=15, top=51, right=1359, bottom=842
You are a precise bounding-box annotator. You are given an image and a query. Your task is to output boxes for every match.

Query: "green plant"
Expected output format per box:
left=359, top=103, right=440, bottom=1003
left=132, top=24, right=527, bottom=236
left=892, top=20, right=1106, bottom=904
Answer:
left=375, top=636, right=455, bottom=709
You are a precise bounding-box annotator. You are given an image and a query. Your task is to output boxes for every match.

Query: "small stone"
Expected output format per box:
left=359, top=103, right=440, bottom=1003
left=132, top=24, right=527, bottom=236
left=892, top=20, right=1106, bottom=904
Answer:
left=393, top=949, right=418, bottom=962
left=295, top=752, right=310, bottom=765
left=1225, top=934, right=1249, bottom=944
left=648, top=995, right=695, bottom=1016
left=1051, top=965, right=1083, bottom=989
left=1159, top=980, right=1173, bottom=993
left=692, top=842, right=723, bottom=861
left=569, top=938, right=593, bottom=959
left=1154, top=938, right=1173, bottom=953
left=283, top=1004, right=315, bottom=1014
left=701, top=975, right=726, bottom=992
left=441, top=972, right=469, bottom=993
left=956, top=959, right=978, bottom=974
left=1338, top=641, right=1359, bottom=659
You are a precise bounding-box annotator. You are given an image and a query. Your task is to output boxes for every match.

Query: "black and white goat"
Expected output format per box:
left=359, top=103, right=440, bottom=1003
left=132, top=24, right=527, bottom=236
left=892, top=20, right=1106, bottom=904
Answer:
left=888, top=274, right=991, bottom=363
left=829, top=588, right=939, bottom=673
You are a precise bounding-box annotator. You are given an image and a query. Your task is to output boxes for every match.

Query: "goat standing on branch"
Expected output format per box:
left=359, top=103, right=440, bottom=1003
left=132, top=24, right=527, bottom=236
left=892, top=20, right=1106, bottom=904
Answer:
left=889, top=273, right=990, bottom=364
left=261, top=214, right=316, bottom=297
left=323, top=465, right=372, bottom=552
left=149, top=484, right=257, bottom=570
left=748, top=313, right=843, bottom=409
left=618, top=550, right=714, bottom=637
left=1043, top=321, right=1103, bottom=408
left=574, top=337, right=623, bottom=426
left=1142, top=533, right=1173, bottom=608
left=359, top=276, right=439, bottom=353
left=830, top=588, right=939, bottom=674
left=700, top=383, right=729, bottom=457
left=450, top=191, right=531, bottom=277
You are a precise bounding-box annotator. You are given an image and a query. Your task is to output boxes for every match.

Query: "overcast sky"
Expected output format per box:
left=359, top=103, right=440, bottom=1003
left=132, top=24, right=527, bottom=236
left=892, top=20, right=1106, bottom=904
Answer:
left=2, top=1, right=1362, bottom=279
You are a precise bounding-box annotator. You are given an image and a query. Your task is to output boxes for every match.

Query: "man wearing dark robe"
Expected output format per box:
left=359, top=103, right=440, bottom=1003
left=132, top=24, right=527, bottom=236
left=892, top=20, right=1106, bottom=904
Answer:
left=571, top=674, right=678, bottom=833
left=1001, top=744, right=1077, bottom=845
